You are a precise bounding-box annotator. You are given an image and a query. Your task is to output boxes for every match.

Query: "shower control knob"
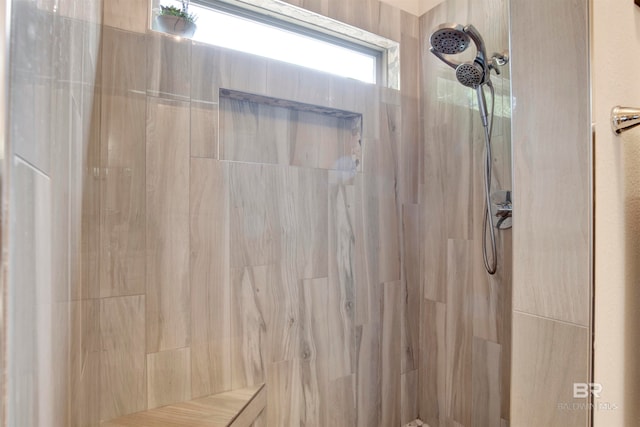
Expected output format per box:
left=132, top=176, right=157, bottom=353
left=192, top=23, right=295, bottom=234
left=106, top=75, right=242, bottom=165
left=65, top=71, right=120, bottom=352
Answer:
left=495, top=202, right=512, bottom=218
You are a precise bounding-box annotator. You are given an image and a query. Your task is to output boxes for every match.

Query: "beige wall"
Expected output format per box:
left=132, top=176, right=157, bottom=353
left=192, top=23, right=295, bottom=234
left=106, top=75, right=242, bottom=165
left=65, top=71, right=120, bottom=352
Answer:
left=418, top=0, right=512, bottom=425
left=592, top=1, right=640, bottom=425
left=510, top=0, right=592, bottom=426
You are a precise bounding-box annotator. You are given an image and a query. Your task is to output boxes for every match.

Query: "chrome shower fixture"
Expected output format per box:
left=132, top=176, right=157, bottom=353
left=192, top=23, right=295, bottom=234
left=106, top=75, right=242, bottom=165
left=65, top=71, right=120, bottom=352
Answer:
left=429, top=23, right=492, bottom=88
left=611, top=106, right=640, bottom=134
left=428, top=22, right=510, bottom=275
left=429, top=23, right=472, bottom=55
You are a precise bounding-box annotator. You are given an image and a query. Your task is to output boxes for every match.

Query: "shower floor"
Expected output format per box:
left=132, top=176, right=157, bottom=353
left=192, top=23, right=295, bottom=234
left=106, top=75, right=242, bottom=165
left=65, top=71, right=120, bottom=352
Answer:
left=404, top=419, right=427, bottom=427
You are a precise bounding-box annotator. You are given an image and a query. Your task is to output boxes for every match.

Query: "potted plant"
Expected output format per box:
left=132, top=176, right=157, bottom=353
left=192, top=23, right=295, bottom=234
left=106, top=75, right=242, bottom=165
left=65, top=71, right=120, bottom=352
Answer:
left=156, top=1, right=198, bottom=37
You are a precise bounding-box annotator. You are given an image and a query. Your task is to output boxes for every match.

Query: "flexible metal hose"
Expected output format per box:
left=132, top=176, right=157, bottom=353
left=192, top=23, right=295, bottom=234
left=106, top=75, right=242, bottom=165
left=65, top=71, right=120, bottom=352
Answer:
left=480, top=82, right=497, bottom=274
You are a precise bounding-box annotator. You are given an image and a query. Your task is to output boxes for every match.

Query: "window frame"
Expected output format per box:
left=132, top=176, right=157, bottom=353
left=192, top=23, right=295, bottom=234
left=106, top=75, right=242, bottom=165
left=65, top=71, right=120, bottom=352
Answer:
left=154, top=0, right=400, bottom=88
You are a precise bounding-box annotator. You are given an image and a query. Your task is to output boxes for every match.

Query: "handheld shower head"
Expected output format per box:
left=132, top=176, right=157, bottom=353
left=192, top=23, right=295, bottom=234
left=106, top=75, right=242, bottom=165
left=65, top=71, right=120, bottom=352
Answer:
left=455, top=62, right=484, bottom=88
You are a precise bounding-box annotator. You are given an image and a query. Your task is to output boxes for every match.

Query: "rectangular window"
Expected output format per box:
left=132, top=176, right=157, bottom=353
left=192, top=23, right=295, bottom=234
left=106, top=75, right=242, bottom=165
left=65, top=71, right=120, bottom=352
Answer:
left=154, top=0, right=399, bottom=87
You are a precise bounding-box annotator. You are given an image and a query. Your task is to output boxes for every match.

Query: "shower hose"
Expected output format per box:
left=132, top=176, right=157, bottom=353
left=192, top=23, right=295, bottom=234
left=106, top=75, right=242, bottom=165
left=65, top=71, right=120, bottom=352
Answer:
left=480, top=82, right=497, bottom=275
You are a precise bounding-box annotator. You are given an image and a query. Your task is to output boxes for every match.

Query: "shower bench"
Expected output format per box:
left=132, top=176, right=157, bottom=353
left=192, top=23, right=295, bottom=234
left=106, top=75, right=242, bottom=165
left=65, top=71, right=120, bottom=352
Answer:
left=101, top=384, right=265, bottom=427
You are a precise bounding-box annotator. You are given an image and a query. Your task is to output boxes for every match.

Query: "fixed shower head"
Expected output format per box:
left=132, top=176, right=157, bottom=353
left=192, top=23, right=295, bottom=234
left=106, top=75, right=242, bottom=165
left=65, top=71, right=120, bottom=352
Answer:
left=429, top=24, right=470, bottom=55
left=456, top=62, right=484, bottom=88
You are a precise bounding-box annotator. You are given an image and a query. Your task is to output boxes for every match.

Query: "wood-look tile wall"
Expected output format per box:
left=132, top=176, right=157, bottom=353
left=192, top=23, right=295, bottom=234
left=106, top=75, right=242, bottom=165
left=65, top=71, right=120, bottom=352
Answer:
left=510, top=0, right=592, bottom=426
left=418, top=0, right=512, bottom=425
left=77, top=0, right=422, bottom=425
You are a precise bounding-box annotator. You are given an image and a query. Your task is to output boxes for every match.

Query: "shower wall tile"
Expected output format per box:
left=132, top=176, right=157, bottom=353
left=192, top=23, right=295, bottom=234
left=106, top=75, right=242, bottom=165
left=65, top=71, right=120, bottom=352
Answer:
left=471, top=337, right=501, bottom=427
left=265, top=61, right=334, bottom=109
left=11, top=79, right=52, bottom=176
left=23, top=0, right=423, bottom=425
left=445, top=239, right=473, bottom=426
left=295, top=69, right=333, bottom=109
left=419, top=1, right=512, bottom=425
left=229, top=163, right=282, bottom=268
left=401, top=204, right=420, bottom=373
left=355, top=322, right=382, bottom=427
left=57, top=16, right=91, bottom=84
left=100, top=93, right=146, bottom=168
left=189, top=159, right=231, bottom=397
left=74, top=87, right=101, bottom=302
left=329, top=77, right=358, bottom=115
left=220, top=95, right=358, bottom=172
left=296, top=167, right=329, bottom=278
left=190, top=43, right=218, bottom=103
left=291, top=111, right=345, bottom=171
left=229, top=265, right=268, bottom=390
left=511, top=312, right=590, bottom=427
left=100, top=26, right=147, bottom=93
left=326, top=0, right=380, bottom=36
left=212, top=48, right=268, bottom=98
left=362, top=136, right=401, bottom=285
left=191, top=101, right=218, bottom=159
left=472, top=245, right=501, bottom=343
left=50, top=85, right=73, bottom=305
left=356, top=84, right=381, bottom=140
left=353, top=174, right=371, bottom=326
left=511, top=0, right=591, bottom=326
left=147, top=348, right=192, bottom=409
left=419, top=119, right=447, bottom=302
left=265, top=61, right=302, bottom=105
left=10, top=2, right=53, bottom=175
left=300, top=0, right=330, bottom=16
left=401, top=369, right=418, bottom=425
left=220, top=98, right=290, bottom=165
left=145, top=97, right=191, bottom=353
left=103, top=0, right=148, bottom=34
left=419, top=197, right=447, bottom=303
left=418, top=299, right=446, bottom=427
left=146, top=32, right=191, bottom=100
left=69, top=300, right=101, bottom=427
left=99, top=295, right=146, bottom=421
left=376, top=2, right=401, bottom=42
left=266, top=359, right=303, bottom=425
left=300, top=277, right=330, bottom=427
left=99, top=93, right=147, bottom=298
left=400, top=94, right=420, bottom=205
left=8, top=158, right=52, bottom=427
left=500, top=235, right=512, bottom=421
left=328, top=170, right=356, bottom=380
left=381, top=281, right=402, bottom=427
left=444, top=105, right=474, bottom=240
left=399, top=33, right=420, bottom=205
left=378, top=104, right=400, bottom=182
left=328, top=375, right=356, bottom=427
left=53, top=302, right=73, bottom=426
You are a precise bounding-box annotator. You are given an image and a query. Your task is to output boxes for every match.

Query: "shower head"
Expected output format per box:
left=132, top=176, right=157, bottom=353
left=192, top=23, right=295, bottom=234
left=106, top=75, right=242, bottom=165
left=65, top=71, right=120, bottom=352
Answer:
left=429, top=23, right=490, bottom=87
left=455, top=62, right=484, bottom=88
left=429, top=24, right=470, bottom=55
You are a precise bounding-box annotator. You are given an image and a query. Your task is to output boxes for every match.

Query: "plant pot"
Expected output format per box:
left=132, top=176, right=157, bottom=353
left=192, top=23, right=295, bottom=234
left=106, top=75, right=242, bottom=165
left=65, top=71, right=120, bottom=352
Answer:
left=155, top=15, right=196, bottom=37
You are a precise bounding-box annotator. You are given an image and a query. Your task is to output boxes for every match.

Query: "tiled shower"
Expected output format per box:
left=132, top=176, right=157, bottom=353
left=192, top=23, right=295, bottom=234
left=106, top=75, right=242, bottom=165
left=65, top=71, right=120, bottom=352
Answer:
left=2, top=0, right=594, bottom=426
